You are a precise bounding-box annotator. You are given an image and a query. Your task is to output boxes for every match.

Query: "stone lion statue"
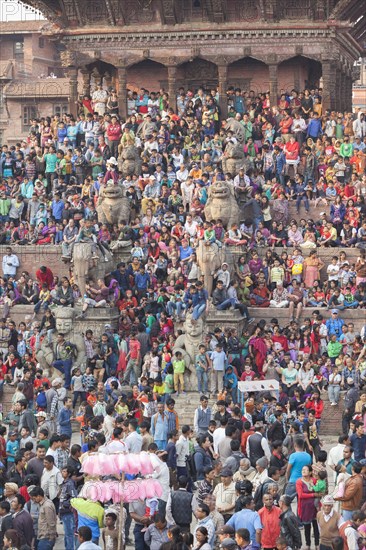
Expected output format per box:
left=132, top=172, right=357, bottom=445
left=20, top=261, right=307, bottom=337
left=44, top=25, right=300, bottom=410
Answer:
left=223, top=118, right=246, bottom=143
left=222, top=141, right=252, bottom=175
left=204, top=180, right=240, bottom=229
left=96, top=183, right=130, bottom=225
left=173, top=314, right=205, bottom=391
left=36, top=307, right=86, bottom=377
left=118, top=145, right=142, bottom=177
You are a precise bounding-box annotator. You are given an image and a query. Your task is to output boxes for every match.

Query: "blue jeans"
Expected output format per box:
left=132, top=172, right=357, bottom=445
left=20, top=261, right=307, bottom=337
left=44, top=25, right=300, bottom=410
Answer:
left=154, top=439, right=167, bottom=450
left=61, top=513, right=75, bottom=550
left=328, top=385, right=340, bottom=404
left=192, top=303, right=206, bottom=321
left=37, top=539, right=55, bottom=550
left=285, top=481, right=297, bottom=502
left=166, top=301, right=184, bottom=318
left=342, top=510, right=354, bottom=521
left=216, top=298, right=235, bottom=310
left=296, top=195, right=309, bottom=212
left=196, top=368, right=208, bottom=394
left=133, top=524, right=149, bottom=550
left=53, top=358, right=72, bottom=388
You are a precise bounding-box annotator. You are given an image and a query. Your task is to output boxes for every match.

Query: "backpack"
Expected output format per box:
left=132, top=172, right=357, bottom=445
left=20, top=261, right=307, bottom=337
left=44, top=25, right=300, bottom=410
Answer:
left=64, top=341, right=78, bottom=360
left=186, top=452, right=197, bottom=482
left=36, top=391, right=47, bottom=409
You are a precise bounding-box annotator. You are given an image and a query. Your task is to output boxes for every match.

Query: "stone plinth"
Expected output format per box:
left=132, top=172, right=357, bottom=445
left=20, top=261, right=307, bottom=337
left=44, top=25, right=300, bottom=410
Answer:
left=205, top=307, right=246, bottom=334
left=0, top=245, right=130, bottom=280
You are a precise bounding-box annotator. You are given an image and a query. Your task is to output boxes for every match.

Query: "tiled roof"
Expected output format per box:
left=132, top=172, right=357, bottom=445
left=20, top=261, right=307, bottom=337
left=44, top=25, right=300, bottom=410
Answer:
left=0, top=20, right=43, bottom=33
left=4, top=78, right=70, bottom=97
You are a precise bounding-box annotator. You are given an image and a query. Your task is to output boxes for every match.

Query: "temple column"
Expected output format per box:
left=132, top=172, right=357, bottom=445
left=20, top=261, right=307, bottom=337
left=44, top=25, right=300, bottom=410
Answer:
left=268, top=63, right=278, bottom=107
left=80, top=69, right=91, bottom=97
left=345, top=71, right=353, bottom=112
left=335, top=67, right=342, bottom=112
left=68, top=67, right=78, bottom=118
left=167, top=65, right=177, bottom=113
left=117, top=65, right=127, bottom=120
left=321, top=60, right=337, bottom=111
left=218, top=64, right=228, bottom=120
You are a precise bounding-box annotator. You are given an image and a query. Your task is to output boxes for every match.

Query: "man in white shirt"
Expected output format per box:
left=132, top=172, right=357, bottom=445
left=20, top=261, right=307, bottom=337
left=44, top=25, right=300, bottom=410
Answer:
left=125, top=419, right=143, bottom=453
left=327, top=435, right=349, bottom=481
left=176, top=426, right=191, bottom=476
left=2, top=246, right=19, bottom=277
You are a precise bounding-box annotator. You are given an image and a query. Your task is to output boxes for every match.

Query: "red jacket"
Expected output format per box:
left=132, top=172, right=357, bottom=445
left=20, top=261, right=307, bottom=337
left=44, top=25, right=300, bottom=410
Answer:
left=106, top=123, right=122, bottom=142
left=36, top=267, right=54, bottom=289
left=305, top=398, right=324, bottom=419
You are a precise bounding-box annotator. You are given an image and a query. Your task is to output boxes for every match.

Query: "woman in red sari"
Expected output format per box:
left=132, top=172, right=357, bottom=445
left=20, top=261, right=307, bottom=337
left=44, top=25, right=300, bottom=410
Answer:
left=296, top=465, right=319, bottom=549
left=249, top=326, right=267, bottom=377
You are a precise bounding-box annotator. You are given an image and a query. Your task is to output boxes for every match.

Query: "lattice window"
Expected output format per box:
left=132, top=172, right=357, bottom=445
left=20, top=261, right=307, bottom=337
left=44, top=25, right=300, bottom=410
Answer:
left=22, top=106, right=37, bottom=130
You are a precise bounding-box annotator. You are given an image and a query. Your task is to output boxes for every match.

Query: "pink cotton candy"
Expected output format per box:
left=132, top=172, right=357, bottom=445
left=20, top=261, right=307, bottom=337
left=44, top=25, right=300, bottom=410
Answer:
left=139, top=453, right=154, bottom=475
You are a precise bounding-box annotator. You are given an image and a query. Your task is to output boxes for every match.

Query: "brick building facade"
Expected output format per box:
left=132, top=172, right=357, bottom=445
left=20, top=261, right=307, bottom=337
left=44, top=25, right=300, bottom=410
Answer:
left=0, top=1, right=365, bottom=143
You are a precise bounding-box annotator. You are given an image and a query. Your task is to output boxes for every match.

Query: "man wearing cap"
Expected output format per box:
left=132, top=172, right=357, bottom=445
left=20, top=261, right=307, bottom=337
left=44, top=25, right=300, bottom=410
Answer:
left=326, top=309, right=344, bottom=338
left=217, top=525, right=235, bottom=546
left=213, top=468, right=236, bottom=523
left=316, top=495, right=343, bottom=550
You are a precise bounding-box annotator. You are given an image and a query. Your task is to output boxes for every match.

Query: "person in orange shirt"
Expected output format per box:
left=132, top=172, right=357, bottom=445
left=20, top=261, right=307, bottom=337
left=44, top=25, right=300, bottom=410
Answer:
left=258, top=494, right=282, bottom=550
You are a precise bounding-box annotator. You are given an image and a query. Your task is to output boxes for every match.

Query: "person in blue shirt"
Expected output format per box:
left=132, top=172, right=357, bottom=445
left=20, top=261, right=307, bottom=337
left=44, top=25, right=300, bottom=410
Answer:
left=51, top=193, right=65, bottom=221
left=295, top=175, right=309, bottom=214
left=134, top=268, right=150, bottom=298
left=57, top=396, right=73, bottom=438
left=350, top=421, right=366, bottom=462
left=6, top=432, right=20, bottom=468
left=307, top=112, right=322, bottom=140
left=284, top=437, right=311, bottom=501
left=226, top=495, right=263, bottom=544
left=179, top=240, right=193, bottom=262
left=151, top=403, right=169, bottom=450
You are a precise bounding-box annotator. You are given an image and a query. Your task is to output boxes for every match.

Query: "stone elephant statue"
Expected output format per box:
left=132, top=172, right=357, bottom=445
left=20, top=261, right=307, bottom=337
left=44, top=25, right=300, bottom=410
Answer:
left=73, top=242, right=113, bottom=297
left=196, top=241, right=233, bottom=296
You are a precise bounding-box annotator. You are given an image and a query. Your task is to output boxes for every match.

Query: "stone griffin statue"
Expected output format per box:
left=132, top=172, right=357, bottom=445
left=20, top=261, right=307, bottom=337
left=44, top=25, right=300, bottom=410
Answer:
left=118, top=145, right=142, bottom=177
left=196, top=241, right=233, bottom=296
left=96, top=183, right=130, bottom=225
left=223, top=118, right=246, bottom=143
left=222, top=140, right=252, bottom=175
left=204, top=180, right=240, bottom=228
left=36, top=307, right=86, bottom=377
left=173, top=314, right=205, bottom=391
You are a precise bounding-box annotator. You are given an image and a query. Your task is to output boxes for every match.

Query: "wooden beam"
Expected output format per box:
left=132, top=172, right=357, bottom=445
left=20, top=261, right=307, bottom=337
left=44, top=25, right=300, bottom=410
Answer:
left=329, top=0, right=357, bottom=19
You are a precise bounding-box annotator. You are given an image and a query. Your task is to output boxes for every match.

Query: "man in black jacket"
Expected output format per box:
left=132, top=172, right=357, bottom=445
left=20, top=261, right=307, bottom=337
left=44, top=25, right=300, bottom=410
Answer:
left=279, top=494, right=302, bottom=550
left=0, top=500, right=13, bottom=547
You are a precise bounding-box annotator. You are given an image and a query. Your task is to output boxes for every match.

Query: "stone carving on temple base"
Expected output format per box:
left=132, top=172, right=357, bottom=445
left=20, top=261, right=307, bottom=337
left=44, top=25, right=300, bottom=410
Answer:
left=96, top=182, right=131, bottom=225
left=196, top=241, right=234, bottom=297
left=118, top=145, right=142, bottom=177
left=204, top=180, right=240, bottom=229
left=173, top=314, right=205, bottom=391
left=36, top=307, right=86, bottom=376
left=73, top=242, right=113, bottom=297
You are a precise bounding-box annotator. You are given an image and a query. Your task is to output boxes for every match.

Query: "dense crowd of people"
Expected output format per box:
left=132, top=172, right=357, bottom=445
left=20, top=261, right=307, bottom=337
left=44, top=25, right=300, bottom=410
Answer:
left=0, top=81, right=365, bottom=550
